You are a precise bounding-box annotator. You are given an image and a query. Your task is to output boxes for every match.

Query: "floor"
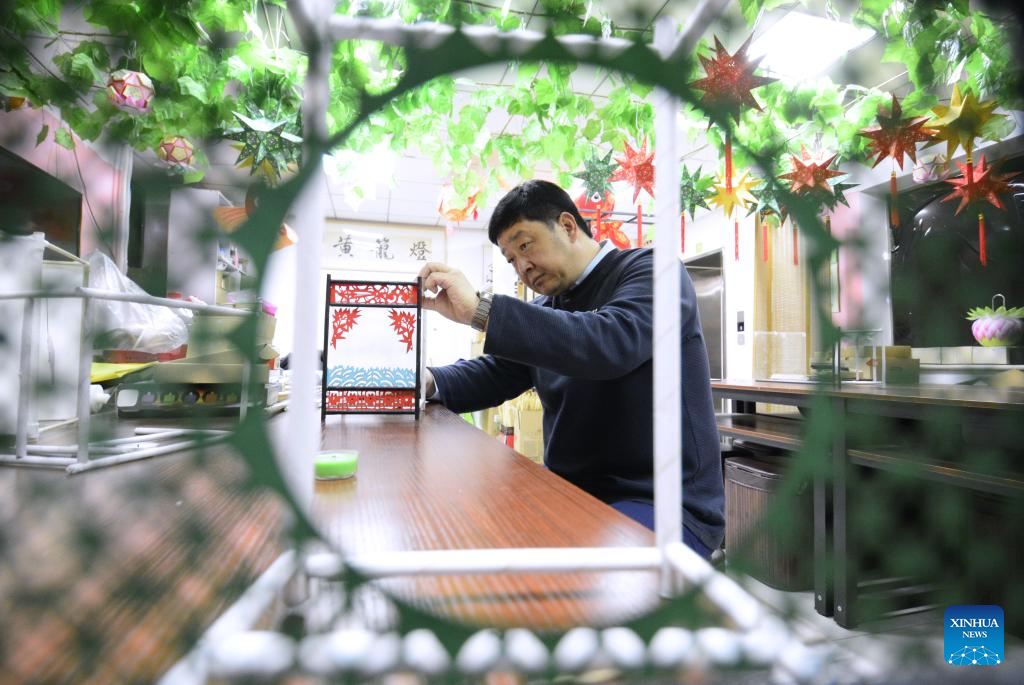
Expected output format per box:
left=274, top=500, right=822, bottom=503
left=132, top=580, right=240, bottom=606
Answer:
left=732, top=576, right=1023, bottom=684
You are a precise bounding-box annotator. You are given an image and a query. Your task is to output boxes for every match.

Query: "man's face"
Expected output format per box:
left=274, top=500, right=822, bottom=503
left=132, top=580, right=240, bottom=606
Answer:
left=496, top=213, right=578, bottom=296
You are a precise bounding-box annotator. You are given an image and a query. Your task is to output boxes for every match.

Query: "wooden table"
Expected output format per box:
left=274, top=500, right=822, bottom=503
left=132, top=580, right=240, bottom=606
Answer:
left=313, top=404, right=660, bottom=631
left=712, top=379, right=1024, bottom=628
left=1, top=404, right=664, bottom=683
left=0, top=415, right=287, bottom=685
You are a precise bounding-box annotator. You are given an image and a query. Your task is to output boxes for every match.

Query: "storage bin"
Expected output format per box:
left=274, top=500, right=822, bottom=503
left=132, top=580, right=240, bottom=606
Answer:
left=725, top=454, right=812, bottom=590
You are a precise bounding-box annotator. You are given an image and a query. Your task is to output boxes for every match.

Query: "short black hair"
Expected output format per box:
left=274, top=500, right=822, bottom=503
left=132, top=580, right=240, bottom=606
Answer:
left=487, top=179, right=591, bottom=244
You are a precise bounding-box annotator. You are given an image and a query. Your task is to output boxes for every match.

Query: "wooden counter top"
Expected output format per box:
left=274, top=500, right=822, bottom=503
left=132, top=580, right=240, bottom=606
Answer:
left=713, top=378, right=1024, bottom=411
left=313, top=404, right=660, bottom=631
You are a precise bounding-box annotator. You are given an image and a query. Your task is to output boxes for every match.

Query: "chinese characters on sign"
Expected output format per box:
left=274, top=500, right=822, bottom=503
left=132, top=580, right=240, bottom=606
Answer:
left=326, top=227, right=436, bottom=265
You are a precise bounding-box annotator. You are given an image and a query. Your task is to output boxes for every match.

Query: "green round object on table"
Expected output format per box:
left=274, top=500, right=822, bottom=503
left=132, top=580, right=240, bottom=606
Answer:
left=315, top=450, right=358, bottom=480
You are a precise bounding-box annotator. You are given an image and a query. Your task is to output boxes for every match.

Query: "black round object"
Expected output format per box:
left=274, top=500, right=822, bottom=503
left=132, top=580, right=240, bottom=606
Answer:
left=890, top=176, right=1024, bottom=347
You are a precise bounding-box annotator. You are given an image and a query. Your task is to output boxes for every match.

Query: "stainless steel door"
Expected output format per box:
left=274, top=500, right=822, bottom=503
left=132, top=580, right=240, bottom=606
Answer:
left=685, top=251, right=724, bottom=380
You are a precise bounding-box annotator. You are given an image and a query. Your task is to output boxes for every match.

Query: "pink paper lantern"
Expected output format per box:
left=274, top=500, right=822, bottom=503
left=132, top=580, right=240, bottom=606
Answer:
left=107, top=69, right=154, bottom=114
left=156, top=136, right=194, bottom=168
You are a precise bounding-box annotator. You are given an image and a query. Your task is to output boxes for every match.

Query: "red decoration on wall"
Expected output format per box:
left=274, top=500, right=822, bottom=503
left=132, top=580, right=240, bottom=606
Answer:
left=636, top=207, right=644, bottom=248
left=941, top=155, right=1012, bottom=215
left=859, top=94, right=937, bottom=170
left=388, top=310, right=417, bottom=353
left=330, top=307, right=361, bottom=348
left=326, top=389, right=416, bottom=411
left=593, top=220, right=631, bottom=249
left=610, top=138, right=655, bottom=204
left=779, top=147, right=845, bottom=195
left=689, top=35, right=777, bottom=123
left=331, top=283, right=418, bottom=305
left=762, top=218, right=769, bottom=263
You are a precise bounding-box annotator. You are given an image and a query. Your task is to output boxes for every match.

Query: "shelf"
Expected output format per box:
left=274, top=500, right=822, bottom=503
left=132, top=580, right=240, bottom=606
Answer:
left=847, top=448, right=1024, bottom=497
left=716, top=413, right=804, bottom=451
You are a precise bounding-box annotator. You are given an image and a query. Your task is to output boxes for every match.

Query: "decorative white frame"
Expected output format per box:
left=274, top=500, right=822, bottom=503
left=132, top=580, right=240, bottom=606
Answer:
left=172, top=1, right=827, bottom=682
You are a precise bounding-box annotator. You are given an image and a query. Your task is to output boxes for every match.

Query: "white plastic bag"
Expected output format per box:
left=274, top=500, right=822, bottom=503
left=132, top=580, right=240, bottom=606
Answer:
left=87, top=251, right=188, bottom=353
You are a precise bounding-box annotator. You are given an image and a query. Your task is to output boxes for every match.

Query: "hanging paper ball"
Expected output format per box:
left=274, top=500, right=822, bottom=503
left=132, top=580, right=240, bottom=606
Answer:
left=106, top=69, right=154, bottom=114
left=156, top=136, right=194, bottom=168
left=912, top=152, right=951, bottom=184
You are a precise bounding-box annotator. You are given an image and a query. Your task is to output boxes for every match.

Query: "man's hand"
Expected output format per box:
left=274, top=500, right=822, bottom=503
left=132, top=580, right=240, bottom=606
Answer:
left=418, top=262, right=479, bottom=326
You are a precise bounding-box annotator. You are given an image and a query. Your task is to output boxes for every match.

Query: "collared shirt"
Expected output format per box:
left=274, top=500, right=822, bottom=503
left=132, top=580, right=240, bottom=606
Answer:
left=573, top=240, right=614, bottom=288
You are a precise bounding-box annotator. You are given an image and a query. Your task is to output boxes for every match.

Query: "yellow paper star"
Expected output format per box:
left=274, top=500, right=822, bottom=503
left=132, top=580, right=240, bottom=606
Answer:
left=929, top=84, right=1003, bottom=159
left=709, top=171, right=760, bottom=218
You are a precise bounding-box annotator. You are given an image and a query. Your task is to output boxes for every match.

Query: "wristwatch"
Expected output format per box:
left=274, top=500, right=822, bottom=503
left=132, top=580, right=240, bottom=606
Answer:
left=470, top=292, right=492, bottom=331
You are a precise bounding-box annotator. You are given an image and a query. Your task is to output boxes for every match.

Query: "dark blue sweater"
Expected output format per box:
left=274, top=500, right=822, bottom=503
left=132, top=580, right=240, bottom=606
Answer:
left=430, top=247, right=724, bottom=551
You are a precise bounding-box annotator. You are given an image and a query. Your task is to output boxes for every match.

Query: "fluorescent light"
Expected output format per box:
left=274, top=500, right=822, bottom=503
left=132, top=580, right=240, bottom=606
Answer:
left=749, top=11, right=875, bottom=81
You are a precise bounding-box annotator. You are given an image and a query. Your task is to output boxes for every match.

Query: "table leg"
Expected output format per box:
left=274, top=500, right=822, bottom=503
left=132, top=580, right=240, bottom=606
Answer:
left=814, top=449, right=833, bottom=616
left=833, top=396, right=856, bottom=628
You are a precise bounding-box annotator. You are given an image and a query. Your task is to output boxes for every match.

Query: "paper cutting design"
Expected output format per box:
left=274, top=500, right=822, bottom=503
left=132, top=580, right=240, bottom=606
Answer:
left=323, top=277, right=422, bottom=418
left=330, top=283, right=418, bottom=305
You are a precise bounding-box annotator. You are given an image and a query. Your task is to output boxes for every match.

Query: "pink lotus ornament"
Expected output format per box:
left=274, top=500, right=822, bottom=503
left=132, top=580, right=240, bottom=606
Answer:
left=912, top=152, right=950, bottom=184
left=156, top=136, right=194, bottom=169
left=107, top=69, right=154, bottom=114
left=966, top=295, right=1024, bottom=347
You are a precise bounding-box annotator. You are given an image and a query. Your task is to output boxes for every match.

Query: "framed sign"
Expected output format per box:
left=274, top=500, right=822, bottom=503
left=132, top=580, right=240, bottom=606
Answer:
left=321, top=277, right=423, bottom=419
left=322, top=222, right=442, bottom=274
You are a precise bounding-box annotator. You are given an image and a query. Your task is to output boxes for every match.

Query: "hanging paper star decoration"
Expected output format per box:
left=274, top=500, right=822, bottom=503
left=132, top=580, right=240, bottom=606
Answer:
left=929, top=84, right=1003, bottom=159
left=689, top=35, right=777, bottom=123
left=859, top=93, right=937, bottom=169
left=573, top=149, right=618, bottom=197
left=779, top=147, right=846, bottom=195
left=814, top=181, right=858, bottom=212
left=941, top=155, right=1013, bottom=214
left=709, top=170, right=759, bottom=218
left=679, top=165, right=715, bottom=220
left=747, top=180, right=790, bottom=223
left=610, top=138, right=655, bottom=204
left=223, top=109, right=303, bottom=183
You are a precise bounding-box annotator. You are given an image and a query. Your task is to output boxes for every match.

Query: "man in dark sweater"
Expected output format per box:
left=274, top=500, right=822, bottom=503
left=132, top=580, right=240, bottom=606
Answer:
left=419, top=180, right=724, bottom=558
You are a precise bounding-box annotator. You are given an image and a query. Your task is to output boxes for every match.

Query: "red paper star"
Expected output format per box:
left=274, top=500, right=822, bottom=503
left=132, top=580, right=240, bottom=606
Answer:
left=941, top=155, right=1013, bottom=215
left=859, top=94, right=937, bottom=169
left=689, top=35, right=777, bottom=122
left=779, top=147, right=846, bottom=195
left=610, top=138, right=655, bottom=204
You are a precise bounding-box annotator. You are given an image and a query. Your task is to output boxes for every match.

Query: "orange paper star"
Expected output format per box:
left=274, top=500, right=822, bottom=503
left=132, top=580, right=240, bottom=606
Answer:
left=689, top=35, right=777, bottom=122
left=779, top=147, right=846, bottom=195
left=941, top=155, right=1013, bottom=215
left=859, top=94, right=937, bottom=169
left=709, top=171, right=759, bottom=218
left=929, top=84, right=1003, bottom=159
left=610, top=138, right=656, bottom=204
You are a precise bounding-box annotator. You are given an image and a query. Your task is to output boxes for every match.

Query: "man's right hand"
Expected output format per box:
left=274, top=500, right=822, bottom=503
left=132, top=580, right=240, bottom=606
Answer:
left=418, top=262, right=480, bottom=326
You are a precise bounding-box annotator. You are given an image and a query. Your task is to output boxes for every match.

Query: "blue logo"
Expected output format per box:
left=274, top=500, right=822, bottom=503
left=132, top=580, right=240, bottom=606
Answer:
left=944, top=605, right=1003, bottom=665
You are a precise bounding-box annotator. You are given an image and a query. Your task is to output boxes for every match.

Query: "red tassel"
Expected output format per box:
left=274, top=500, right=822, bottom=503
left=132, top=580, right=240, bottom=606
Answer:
left=979, top=213, right=987, bottom=266
left=680, top=213, right=686, bottom=253
left=889, top=170, right=900, bottom=228
left=725, top=132, right=733, bottom=192
left=636, top=205, right=643, bottom=248
left=734, top=219, right=740, bottom=261
left=762, top=219, right=769, bottom=262
left=966, top=156, right=975, bottom=189
left=595, top=211, right=602, bottom=241
left=793, top=222, right=799, bottom=266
